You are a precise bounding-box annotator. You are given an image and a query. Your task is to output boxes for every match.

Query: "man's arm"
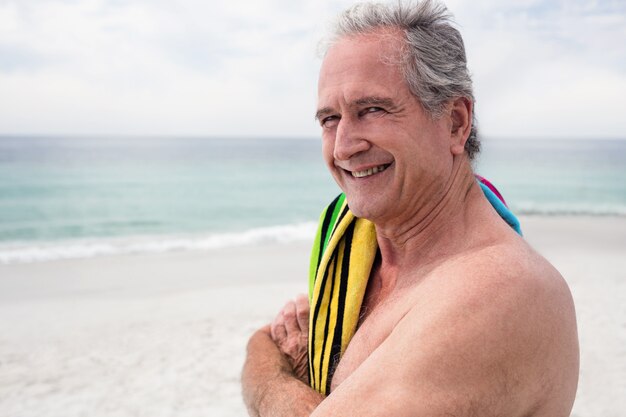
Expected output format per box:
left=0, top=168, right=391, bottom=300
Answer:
left=242, top=326, right=323, bottom=417
left=242, top=294, right=324, bottom=417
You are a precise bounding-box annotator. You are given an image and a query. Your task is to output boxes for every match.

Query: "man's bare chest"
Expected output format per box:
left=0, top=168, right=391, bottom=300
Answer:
left=329, top=274, right=415, bottom=390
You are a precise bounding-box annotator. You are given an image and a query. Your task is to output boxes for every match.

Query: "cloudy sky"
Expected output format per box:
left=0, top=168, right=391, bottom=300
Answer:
left=1, top=0, right=624, bottom=139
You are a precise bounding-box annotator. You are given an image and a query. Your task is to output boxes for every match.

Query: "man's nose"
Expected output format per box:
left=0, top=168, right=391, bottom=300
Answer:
left=333, top=118, right=370, bottom=161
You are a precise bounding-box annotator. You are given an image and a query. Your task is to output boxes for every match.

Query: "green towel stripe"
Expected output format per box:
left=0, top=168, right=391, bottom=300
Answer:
left=322, top=194, right=346, bottom=255
left=308, top=208, right=327, bottom=299
left=308, top=194, right=345, bottom=300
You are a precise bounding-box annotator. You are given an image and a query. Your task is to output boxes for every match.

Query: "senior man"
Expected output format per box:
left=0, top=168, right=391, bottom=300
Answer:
left=242, top=1, right=579, bottom=416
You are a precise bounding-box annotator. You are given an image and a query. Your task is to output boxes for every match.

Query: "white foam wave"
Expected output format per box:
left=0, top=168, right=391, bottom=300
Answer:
left=0, top=222, right=318, bottom=265
left=3, top=203, right=625, bottom=265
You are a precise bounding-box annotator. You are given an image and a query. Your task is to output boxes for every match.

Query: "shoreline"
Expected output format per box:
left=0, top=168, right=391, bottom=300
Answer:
left=0, top=215, right=624, bottom=416
left=1, top=214, right=625, bottom=266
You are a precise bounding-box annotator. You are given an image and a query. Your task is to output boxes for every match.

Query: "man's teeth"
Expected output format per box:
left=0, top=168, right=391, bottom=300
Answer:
left=351, top=164, right=390, bottom=178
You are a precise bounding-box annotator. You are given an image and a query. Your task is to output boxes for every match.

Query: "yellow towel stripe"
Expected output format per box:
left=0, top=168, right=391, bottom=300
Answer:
left=341, top=218, right=377, bottom=352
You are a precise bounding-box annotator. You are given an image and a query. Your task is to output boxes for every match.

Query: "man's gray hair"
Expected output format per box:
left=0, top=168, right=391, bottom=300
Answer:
left=323, top=0, right=480, bottom=160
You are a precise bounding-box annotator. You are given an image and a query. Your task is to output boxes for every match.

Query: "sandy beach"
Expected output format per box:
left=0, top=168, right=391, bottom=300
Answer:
left=1, top=216, right=624, bottom=417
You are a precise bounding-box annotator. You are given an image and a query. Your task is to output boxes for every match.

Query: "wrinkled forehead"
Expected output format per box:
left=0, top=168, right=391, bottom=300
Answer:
left=317, top=30, right=409, bottom=102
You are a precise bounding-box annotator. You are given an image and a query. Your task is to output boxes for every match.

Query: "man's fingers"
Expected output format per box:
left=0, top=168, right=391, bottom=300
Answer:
left=283, top=300, right=300, bottom=334
left=271, top=307, right=287, bottom=341
left=270, top=295, right=309, bottom=347
left=295, top=293, right=310, bottom=334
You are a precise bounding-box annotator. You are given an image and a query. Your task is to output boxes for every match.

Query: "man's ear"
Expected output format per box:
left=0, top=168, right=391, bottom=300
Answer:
left=449, top=97, right=472, bottom=155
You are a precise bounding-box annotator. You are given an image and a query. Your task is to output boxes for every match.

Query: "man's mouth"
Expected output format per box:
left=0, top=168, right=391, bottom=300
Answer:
left=350, top=163, right=392, bottom=178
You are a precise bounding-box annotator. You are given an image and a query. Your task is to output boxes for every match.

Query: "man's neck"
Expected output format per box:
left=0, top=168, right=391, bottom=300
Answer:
left=372, top=156, right=491, bottom=290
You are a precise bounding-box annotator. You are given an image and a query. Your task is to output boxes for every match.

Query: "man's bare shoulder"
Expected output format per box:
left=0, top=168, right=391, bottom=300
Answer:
left=436, top=236, right=575, bottom=332
left=396, top=236, right=579, bottom=416
left=415, top=232, right=563, bottom=297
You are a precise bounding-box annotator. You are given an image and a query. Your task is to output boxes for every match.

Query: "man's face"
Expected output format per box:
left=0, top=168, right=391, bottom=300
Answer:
left=317, top=32, right=456, bottom=223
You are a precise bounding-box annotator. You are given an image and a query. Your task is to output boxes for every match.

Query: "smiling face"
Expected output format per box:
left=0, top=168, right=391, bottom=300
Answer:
left=317, top=31, right=457, bottom=223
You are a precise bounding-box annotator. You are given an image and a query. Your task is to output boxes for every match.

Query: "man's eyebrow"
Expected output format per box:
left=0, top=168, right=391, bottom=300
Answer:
left=315, top=107, right=334, bottom=121
left=353, top=96, right=395, bottom=109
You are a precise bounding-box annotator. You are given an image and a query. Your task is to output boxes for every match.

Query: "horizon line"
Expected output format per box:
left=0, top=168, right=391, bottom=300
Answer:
left=1, top=133, right=625, bottom=142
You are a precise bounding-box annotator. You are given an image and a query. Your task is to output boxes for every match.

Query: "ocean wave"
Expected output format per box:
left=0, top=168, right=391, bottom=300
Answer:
left=2, top=203, right=625, bottom=265
left=0, top=222, right=318, bottom=265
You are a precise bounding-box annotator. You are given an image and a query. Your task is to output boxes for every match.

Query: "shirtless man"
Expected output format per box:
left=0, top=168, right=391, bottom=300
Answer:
left=242, top=1, right=579, bottom=416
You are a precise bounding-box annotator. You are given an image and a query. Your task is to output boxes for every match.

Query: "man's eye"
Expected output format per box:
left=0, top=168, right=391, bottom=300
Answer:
left=361, top=107, right=385, bottom=117
left=321, top=116, right=339, bottom=128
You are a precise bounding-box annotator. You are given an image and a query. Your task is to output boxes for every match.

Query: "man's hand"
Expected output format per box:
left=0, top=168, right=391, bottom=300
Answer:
left=241, top=296, right=322, bottom=417
left=270, top=294, right=310, bottom=383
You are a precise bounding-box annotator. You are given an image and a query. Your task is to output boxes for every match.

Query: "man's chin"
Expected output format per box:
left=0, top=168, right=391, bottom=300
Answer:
left=344, top=195, right=382, bottom=221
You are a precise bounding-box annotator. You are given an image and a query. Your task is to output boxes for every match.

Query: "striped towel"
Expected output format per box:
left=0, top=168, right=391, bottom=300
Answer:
left=307, top=176, right=521, bottom=395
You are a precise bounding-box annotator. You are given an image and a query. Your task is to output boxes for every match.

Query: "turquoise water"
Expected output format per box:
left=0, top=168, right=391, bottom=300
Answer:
left=1, top=136, right=624, bottom=263
left=0, top=136, right=339, bottom=242
left=478, top=138, right=626, bottom=215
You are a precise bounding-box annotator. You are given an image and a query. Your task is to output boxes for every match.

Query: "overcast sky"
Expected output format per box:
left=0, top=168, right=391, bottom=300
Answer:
left=1, top=0, right=625, bottom=139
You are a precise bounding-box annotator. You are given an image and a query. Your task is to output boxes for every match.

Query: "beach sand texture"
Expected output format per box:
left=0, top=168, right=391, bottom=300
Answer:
left=0, top=216, right=624, bottom=417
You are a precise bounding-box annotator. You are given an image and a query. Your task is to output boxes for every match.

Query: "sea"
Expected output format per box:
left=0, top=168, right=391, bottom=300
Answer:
left=1, top=135, right=625, bottom=264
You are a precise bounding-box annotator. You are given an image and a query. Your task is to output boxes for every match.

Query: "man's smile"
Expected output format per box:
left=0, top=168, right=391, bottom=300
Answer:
left=347, top=163, right=392, bottom=178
